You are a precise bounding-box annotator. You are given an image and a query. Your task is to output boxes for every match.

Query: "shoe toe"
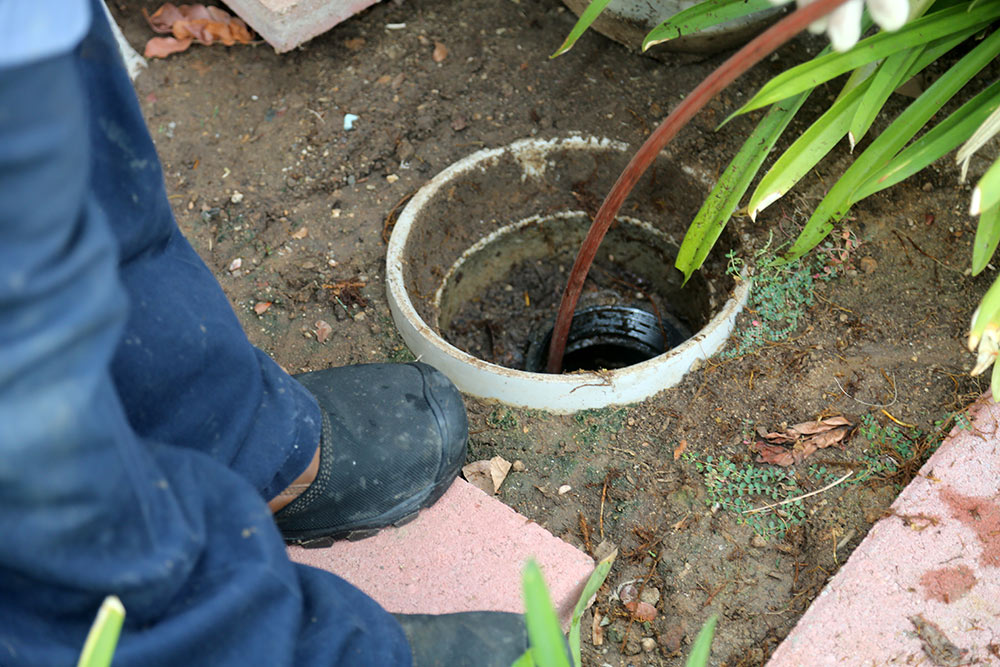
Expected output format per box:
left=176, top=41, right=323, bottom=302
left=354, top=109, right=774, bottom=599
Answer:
left=276, top=363, right=467, bottom=543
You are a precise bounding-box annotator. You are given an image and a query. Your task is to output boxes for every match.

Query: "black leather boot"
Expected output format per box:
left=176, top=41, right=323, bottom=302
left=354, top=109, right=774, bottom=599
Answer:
left=275, top=362, right=467, bottom=547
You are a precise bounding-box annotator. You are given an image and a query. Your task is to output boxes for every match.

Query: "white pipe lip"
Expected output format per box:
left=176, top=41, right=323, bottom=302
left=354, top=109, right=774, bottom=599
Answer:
left=386, top=136, right=748, bottom=413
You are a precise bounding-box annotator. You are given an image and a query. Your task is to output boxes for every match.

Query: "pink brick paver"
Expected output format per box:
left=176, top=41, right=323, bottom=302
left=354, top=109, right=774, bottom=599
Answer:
left=223, top=0, right=381, bottom=53
left=769, top=394, right=1000, bottom=665
left=288, top=478, right=595, bottom=625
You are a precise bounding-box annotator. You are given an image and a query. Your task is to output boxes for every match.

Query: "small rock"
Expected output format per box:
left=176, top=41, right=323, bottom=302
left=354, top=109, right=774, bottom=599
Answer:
left=859, top=256, right=877, bottom=273
left=625, top=601, right=657, bottom=621
left=230, top=191, right=244, bottom=204
left=253, top=301, right=272, bottom=315
left=354, top=311, right=367, bottom=322
left=557, top=484, right=571, bottom=495
left=641, top=638, right=657, bottom=653
left=512, top=459, right=526, bottom=472
left=315, top=320, right=333, bottom=344
left=839, top=312, right=848, bottom=323
left=922, top=181, right=934, bottom=192
left=386, top=174, right=399, bottom=184
left=619, top=583, right=639, bottom=605
left=639, top=587, right=660, bottom=606
left=227, top=257, right=242, bottom=273
left=751, top=534, right=768, bottom=548
left=396, top=139, right=414, bottom=162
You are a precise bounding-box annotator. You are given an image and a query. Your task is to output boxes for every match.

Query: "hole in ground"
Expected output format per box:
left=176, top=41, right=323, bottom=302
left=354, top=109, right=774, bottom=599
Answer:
left=436, top=212, right=724, bottom=372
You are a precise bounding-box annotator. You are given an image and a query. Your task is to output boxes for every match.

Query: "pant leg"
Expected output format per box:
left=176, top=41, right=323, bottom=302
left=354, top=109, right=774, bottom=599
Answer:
left=81, top=0, right=317, bottom=500
left=0, top=21, right=410, bottom=667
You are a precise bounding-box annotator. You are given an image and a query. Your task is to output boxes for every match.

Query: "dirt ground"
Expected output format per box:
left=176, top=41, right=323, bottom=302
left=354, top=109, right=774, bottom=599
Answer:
left=114, top=1, right=993, bottom=664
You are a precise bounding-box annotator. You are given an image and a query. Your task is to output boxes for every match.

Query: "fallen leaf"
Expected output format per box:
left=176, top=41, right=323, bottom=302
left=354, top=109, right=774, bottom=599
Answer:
left=253, top=301, right=272, bottom=315
left=592, top=611, right=604, bottom=646
left=291, top=226, right=308, bottom=239
left=432, top=41, right=448, bottom=63
left=143, top=3, right=254, bottom=58
left=145, top=36, right=193, bottom=58
left=754, top=415, right=851, bottom=466
left=753, top=441, right=798, bottom=467
left=314, top=320, right=332, bottom=344
left=462, top=456, right=511, bottom=494
left=673, top=439, right=688, bottom=460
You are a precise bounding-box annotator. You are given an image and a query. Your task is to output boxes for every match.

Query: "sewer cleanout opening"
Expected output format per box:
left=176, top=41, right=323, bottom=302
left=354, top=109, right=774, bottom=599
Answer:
left=435, top=211, right=719, bottom=374
left=386, top=135, right=745, bottom=411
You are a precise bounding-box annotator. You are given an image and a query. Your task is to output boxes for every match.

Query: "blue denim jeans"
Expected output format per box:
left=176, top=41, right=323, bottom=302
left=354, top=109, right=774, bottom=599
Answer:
left=0, top=2, right=410, bottom=664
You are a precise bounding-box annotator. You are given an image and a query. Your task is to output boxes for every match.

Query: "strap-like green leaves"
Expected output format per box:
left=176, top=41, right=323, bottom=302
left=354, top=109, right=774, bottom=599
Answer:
left=551, top=0, right=615, bottom=57
left=784, top=25, right=1000, bottom=262
left=733, top=0, right=1000, bottom=116
left=973, top=203, right=1000, bottom=275
left=643, top=0, right=777, bottom=50
left=77, top=596, right=125, bottom=667
left=855, top=79, right=1000, bottom=201
left=676, top=92, right=809, bottom=281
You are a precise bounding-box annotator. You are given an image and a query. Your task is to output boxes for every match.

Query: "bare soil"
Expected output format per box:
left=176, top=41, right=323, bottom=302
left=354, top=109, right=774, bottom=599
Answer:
left=114, top=1, right=992, bottom=664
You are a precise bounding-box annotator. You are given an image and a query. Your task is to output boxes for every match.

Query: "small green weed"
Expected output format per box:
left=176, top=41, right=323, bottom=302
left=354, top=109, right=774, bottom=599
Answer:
left=573, top=408, right=627, bottom=448
left=722, top=250, right=832, bottom=360
left=487, top=407, right=519, bottom=430
left=683, top=452, right=806, bottom=540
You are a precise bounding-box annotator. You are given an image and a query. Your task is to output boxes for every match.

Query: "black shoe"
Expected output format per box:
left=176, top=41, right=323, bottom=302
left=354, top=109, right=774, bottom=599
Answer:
left=275, top=362, right=467, bottom=546
left=393, top=612, right=530, bottom=667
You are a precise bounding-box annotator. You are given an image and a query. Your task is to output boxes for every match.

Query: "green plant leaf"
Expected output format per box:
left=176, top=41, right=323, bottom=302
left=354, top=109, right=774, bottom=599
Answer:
left=568, top=550, right=616, bottom=666
left=733, top=0, right=1000, bottom=116
left=686, top=614, right=719, bottom=667
left=854, top=79, right=1000, bottom=200
left=973, top=203, right=1000, bottom=275
left=676, top=92, right=809, bottom=281
left=522, top=561, right=571, bottom=667
left=77, top=596, right=125, bottom=667
left=972, top=155, right=1000, bottom=215
left=992, top=354, right=1000, bottom=399
left=957, top=95, right=1000, bottom=179
left=643, top=0, right=776, bottom=50
left=849, top=47, right=925, bottom=149
left=512, top=650, right=537, bottom=667
left=551, top=0, right=615, bottom=58
left=747, top=79, right=870, bottom=220
left=783, top=24, right=1000, bottom=262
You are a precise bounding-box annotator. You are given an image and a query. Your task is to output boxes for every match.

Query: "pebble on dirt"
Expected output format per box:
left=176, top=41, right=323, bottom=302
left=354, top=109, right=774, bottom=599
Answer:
left=314, top=320, right=333, bottom=344
left=227, top=257, right=242, bottom=273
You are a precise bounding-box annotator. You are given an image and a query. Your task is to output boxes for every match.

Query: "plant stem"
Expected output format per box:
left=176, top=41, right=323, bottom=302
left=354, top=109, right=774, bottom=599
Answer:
left=546, top=0, right=854, bottom=374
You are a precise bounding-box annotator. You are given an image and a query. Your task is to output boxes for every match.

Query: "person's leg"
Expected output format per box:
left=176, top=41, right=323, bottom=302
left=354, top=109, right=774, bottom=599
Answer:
left=0, top=31, right=410, bottom=666
left=80, top=0, right=318, bottom=500
left=82, top=0, right=469, bottom=545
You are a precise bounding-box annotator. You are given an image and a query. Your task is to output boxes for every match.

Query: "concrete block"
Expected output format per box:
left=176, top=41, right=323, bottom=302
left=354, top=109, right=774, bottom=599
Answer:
left=768, top=394, right=1000, bottom=665
left=222, top=0, right=381, bottom=52
left=288, top=478, right=596, bottom=626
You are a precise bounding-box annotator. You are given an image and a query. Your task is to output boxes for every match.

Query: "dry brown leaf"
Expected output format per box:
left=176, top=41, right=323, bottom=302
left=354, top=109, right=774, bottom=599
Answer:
left=753, top=441, right=797, bottom=467
left=314, top=319, right=332, bottom=344
left=463, top=456, right=511, bottom=494
left=673, top=439, right=688, bottom=460
left=253, top=301, right=272, bottom=315
left=145, top=36, right=193, bottom=58
left=143, top=3, right=253, bottom=58
left=432, top=41, right=448, bottom=63
left=754, top=415, right=852, bottom=466
left=592, top=611, right=604, bottom=646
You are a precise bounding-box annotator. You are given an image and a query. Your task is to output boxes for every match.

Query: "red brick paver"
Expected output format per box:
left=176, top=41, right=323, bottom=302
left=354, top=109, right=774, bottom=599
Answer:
left=288, top=478, right=595, bottom=625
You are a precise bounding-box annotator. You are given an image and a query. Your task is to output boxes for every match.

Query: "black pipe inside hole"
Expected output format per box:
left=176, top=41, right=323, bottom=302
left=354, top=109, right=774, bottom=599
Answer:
left=526, top=305, right=690, bottom=373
